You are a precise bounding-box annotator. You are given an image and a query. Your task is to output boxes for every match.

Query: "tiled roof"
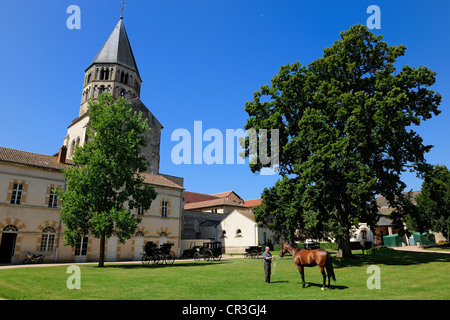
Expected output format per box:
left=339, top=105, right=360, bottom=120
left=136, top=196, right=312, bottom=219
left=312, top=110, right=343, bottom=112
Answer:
left=0, top=147, right=183, bottom=190
left=183, top=191, right=219, bottom=204
left=376, top=191, right=421, bottom=212
left=376, top=214, right=393, bottom=226
left=211, top=190, right=243, bottom=201
left=0, top=147, right=73, bottom=171
left=184, top=198, right=246, bottom=211
left=210, top=191, right=233, bottom=198
left=233, top=209, right=256, bottom=222
left=242, top=198, right=262, bottom=208
left=140, top=172, right=184, bottom=190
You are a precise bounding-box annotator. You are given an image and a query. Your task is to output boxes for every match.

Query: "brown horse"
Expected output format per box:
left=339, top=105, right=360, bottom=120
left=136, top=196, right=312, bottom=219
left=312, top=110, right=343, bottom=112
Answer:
left=280, top=242, right=336, bottom=290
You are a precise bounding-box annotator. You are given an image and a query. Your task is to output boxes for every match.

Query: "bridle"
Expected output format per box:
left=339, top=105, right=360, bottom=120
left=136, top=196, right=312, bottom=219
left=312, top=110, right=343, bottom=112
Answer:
left=279, top=244, right=287, bottom=258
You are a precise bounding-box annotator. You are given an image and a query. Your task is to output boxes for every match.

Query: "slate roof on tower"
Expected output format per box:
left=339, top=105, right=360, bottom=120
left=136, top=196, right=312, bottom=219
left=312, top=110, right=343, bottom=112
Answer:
left=88, top=18, right=141, bottom=79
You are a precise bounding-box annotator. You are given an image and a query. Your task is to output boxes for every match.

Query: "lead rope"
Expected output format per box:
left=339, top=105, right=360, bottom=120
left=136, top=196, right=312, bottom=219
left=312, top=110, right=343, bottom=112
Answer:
left=271, top=258, right=277, bottom=276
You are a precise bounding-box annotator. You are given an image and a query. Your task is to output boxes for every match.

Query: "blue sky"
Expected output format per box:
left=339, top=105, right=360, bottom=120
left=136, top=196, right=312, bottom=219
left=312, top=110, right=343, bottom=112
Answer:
left=1, top=0, right=449, bottom=200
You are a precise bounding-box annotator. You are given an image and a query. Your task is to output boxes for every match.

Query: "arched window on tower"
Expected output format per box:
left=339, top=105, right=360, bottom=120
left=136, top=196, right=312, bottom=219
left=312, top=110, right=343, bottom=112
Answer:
left=70, top=140, right=76, bottom=157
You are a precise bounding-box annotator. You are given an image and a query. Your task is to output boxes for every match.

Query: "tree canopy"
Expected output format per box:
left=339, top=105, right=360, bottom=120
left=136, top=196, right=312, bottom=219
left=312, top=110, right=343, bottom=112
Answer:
left=58, top=93, right=157, bottom=267
left=414, top=165, right=450, bottom=241
left=243, top=25, right=442, bottom=257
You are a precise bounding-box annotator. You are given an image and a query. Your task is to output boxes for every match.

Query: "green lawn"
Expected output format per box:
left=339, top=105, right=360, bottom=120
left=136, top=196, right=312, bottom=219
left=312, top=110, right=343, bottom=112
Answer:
left=0, top=250, right=449, bottom=300
left=423, top=243, right=450, bottom=252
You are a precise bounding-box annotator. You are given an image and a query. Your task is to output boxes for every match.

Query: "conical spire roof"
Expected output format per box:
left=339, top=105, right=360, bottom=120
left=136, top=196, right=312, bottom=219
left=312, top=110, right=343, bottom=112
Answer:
left=88, top=18, right=140, bottom=79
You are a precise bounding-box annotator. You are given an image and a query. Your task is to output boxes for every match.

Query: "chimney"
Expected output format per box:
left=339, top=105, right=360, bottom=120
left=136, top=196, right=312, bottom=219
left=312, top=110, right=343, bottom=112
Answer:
left=58, top=145, right=67, bottom=164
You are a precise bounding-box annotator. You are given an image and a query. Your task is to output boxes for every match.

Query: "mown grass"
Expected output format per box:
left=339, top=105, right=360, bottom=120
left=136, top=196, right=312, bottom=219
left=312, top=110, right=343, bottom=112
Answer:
left=0, top=250, right=449, bottom=300
left=423, top=243, right=450, bottom=252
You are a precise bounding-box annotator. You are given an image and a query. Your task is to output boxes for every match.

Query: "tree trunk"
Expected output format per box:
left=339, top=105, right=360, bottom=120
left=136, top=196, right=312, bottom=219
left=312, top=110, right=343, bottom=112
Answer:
left=336, top=230, right=352, bottom=258
left=98, top=231, right=106, bottom=267
left=336, top=206, right=352, bottom=259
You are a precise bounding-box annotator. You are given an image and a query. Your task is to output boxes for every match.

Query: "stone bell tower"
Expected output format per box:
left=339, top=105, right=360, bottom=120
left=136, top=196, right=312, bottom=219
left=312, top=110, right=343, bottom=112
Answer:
left=63, top=17, right=162, bottom=174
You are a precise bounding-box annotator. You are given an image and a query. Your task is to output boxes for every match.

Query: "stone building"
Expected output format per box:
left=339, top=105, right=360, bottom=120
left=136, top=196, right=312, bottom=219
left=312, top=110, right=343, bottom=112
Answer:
left=0, top=17, right=184, bottom=264
left=180, top=191, right=276, bottom=253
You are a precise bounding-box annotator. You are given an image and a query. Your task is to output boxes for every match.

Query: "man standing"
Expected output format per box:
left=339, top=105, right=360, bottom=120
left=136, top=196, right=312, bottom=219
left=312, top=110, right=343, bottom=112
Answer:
left=263, top=246, right=275, bottom=283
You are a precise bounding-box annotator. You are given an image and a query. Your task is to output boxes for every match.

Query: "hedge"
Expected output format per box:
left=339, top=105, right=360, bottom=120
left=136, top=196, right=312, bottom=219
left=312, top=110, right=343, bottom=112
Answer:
left=272, top=242, right=338, bottom=252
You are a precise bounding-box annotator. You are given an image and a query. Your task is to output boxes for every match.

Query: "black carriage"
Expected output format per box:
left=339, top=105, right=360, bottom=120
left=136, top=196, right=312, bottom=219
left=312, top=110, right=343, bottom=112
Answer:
left=181, top=241, right=203, bottom=258
left=141, top=241, right=176, bottom=265
left=193, top=241, right=223, bottom=261
left=244, top=246, right=263, bottom=259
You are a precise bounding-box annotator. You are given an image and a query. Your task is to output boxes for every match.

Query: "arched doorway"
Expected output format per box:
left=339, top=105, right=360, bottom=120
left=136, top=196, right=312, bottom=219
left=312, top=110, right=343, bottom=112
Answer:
left=0, top=225, right=18, bottom=264
left=133, top=231, right=145, bottom=261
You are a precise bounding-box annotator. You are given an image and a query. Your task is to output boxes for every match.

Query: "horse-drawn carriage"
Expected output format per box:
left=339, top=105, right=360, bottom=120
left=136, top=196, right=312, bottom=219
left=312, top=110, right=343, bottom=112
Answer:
left=181, top=241, right=203, bottom=258
left=141, top=241, right=176, bottom=265
left=244, top=246, right=263, bottom=259
left=193, top=241, right=223, bottom=261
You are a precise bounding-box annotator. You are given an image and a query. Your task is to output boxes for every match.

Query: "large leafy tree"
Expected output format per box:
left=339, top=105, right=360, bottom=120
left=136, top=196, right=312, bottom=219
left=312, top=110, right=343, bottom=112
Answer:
left=58, top=93, right=157, bottom=267
left=243, top=25, right=441, bottom=257
left=414, top=165, right=450, bottom=241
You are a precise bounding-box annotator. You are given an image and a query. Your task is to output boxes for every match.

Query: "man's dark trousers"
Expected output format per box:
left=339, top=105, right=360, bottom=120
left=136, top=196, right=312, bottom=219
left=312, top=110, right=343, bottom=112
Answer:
left=264, top=262, right=271, bottom=283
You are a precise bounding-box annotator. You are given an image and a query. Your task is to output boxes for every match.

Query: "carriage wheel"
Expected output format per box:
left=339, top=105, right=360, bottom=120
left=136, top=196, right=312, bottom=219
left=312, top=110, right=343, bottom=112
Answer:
left=204, top=249, right=213, bottom=261
left=251, top=250, right=259, bottom=259
left=213, top=253, right=222, bottom=261
left=164, top=251, right=176, bottom=265
left=156, top=252, right=165, bottom=264
left=150, top=253, right=159, bottom=264
left=141, top=254, right=151, bottom=265
left=193, top=252, right=200, bottom=261
left=244, top=253, right=250, bottom=259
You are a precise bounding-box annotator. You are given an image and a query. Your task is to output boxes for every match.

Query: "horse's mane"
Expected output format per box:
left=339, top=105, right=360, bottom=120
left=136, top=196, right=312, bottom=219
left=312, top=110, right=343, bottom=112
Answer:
left=286, top=243, right=302, bottom=252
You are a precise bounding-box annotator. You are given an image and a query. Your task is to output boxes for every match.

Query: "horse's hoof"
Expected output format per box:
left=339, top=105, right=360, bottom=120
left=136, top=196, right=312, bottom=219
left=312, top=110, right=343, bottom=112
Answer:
left=321, top=287, right=325, bottom=291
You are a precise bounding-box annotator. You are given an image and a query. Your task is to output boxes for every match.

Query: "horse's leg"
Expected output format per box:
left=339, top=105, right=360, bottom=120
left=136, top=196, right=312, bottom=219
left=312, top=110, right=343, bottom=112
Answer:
left=297, top=265, right=306, bottom=288
left=319, top=266, right=326, bottom=291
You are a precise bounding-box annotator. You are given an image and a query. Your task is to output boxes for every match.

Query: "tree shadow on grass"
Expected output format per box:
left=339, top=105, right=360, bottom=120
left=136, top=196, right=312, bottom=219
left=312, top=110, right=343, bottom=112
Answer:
left=332, top=249, right=450, bottom=269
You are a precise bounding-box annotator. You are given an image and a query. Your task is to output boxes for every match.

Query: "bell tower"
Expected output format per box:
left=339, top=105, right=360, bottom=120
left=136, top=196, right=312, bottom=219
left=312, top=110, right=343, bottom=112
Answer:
left=79, top=17, right=142, bottom=116
left=64, top=17, right=162, bottom=175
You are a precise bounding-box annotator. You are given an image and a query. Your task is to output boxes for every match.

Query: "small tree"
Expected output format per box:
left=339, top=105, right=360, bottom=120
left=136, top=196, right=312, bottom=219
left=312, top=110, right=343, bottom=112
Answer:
left=58, top=93, right=157, bottom=267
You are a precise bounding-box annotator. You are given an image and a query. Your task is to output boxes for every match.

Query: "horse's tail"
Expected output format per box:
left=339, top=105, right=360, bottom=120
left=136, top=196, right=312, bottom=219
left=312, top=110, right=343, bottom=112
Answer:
left=326, top=251, right=336, bottom=282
